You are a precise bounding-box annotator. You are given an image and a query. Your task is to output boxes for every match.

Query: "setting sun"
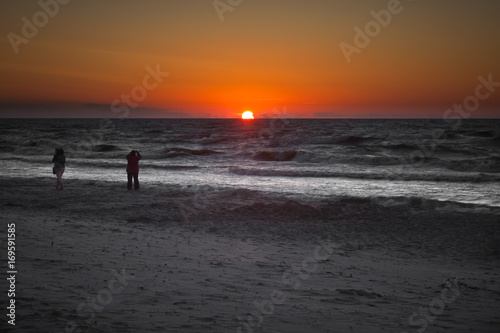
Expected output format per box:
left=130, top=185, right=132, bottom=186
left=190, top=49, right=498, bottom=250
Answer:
left=242, top=111, right=254, bottom=120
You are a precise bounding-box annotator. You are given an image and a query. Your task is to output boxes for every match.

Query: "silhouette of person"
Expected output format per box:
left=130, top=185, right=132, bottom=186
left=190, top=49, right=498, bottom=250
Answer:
left=52, top=148, right=66, bottom=190
left=126, top=150, right=142, bottom=190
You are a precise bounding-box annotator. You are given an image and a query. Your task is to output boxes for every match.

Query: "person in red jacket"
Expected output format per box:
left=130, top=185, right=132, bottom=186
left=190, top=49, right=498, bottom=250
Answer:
left=126, top=150, right=142, bottom=190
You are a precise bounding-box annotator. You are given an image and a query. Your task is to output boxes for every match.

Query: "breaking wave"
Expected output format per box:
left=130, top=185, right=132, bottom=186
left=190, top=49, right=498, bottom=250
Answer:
left=228, top=166, right=500, bottom=182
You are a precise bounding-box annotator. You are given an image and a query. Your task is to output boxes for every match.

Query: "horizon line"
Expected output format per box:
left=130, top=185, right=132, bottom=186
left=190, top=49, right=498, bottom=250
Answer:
left=1, top=116, right=500, bottom=120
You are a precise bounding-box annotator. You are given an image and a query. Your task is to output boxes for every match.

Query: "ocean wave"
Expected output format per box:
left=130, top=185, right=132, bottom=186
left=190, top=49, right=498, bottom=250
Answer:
left=164, top=147, right=220, bottom=158
left=252, top=150, right=298, bottom=161
left=336, top=135, right=376, bottom=145
left=92, top=144, right=122, bottom=152
left=222, top=194, right=500, bottom=217
left=155, top=165, right=199, bottom=170
left=490, top=136, right=500, bottom=146
left=228, top=166, right=500, bottom=182
left=444, top=158, right=500, bottom=173
left=0, top=140, right=17, bottom=153
left=60, top=159, right=200, bottom=171
left=465, top=130, right=499, bottom=138
left=335, top=155, right=407, bottom=166
left=366, top=196, right=500, bottom=214
left=379, top=143, right=420, bottom=151
left=198, top=135, right=231, bottom=145
left=304, top=135, right=377, bottom=145
left=322, top=195, right=500, bottom=214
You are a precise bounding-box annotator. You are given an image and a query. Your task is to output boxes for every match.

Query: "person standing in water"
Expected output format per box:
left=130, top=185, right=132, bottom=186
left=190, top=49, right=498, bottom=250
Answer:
left=52, top=148, right=66, bottom=190
left=126, top=150, right=142, bottom=190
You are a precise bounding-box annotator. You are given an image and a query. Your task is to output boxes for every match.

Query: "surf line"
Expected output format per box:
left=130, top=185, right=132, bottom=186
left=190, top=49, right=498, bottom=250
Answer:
left=235, top=238, right=338, bottom=333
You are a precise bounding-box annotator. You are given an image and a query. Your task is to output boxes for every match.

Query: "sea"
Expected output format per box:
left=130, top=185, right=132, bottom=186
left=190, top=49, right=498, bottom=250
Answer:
left=1, top=118, right=499, bottom=213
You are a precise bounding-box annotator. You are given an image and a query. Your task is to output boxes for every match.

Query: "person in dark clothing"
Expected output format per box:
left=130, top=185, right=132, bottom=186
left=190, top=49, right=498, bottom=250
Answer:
left=52, top=148, right=66, bottom=190
left=126, top=150, right=141, bottom=190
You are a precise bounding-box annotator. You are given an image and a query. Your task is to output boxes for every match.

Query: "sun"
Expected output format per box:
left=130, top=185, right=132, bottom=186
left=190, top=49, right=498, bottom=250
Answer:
left=242, top=111, right=254, bottom=119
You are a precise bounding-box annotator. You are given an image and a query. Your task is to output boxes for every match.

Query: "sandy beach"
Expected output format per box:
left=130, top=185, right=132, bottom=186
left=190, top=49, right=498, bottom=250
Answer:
left=1, top=176, right=499, bottom=332
left=2, top=0, right=500, bottom=331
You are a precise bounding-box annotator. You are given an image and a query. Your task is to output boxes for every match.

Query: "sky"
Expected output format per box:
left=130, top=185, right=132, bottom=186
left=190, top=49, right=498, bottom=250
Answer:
left=0, top=0, right=499, bottom=118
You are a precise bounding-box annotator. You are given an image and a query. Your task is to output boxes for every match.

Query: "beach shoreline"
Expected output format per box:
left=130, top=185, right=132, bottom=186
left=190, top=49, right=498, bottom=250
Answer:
left=1, top=176, right=499, bottom=332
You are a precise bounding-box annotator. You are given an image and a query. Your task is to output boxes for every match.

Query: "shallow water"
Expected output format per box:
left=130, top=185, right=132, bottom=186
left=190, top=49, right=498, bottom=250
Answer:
left=1, top=118, right=499, bottom=211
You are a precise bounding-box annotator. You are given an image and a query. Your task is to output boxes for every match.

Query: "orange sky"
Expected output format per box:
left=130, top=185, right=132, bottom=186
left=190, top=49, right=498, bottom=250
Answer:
left=1, top=0, right=499, bottom=118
